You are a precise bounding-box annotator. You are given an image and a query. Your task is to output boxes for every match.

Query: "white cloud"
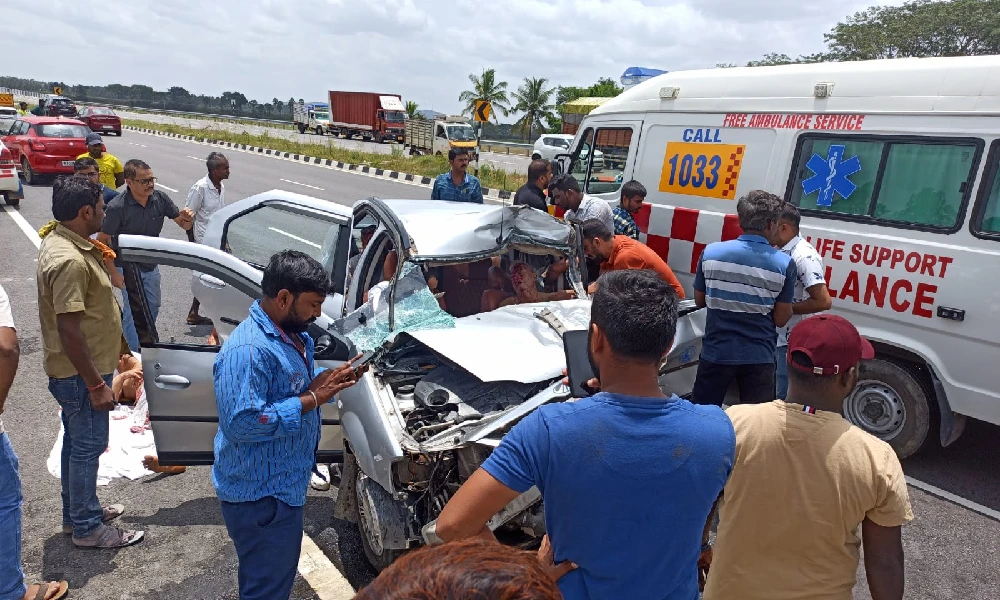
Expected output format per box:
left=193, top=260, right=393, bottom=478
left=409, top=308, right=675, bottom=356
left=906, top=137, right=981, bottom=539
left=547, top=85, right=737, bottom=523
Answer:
left=6, top=0, right=902, bottom=118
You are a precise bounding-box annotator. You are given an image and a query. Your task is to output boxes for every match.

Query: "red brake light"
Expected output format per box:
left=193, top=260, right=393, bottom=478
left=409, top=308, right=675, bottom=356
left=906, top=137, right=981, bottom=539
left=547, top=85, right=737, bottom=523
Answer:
left=30, top=139, right=47, bottom=151
left=0, top=147, right=13, bottom=166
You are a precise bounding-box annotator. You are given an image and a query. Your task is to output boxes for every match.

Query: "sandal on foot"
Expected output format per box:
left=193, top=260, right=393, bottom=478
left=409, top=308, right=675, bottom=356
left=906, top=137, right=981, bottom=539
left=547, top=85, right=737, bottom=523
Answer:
left=63, top=504, right=126, bottom=534
left=186, top=315, right=213, bottom=326
left=22, top=580, right=68, bottom=600
left=73, top=524, right=144, bottom=548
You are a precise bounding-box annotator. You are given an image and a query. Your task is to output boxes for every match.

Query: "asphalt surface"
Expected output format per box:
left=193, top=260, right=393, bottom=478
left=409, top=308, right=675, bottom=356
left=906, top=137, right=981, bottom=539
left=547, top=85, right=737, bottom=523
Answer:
left=114, top=109, right=533, bottom=175
left=1, top=129, right=998, bottom=599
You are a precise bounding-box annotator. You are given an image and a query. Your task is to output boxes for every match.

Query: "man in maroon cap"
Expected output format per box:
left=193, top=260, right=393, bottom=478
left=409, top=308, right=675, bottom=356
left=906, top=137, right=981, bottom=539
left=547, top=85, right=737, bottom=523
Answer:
left=702, top=315, right=912, bottom=600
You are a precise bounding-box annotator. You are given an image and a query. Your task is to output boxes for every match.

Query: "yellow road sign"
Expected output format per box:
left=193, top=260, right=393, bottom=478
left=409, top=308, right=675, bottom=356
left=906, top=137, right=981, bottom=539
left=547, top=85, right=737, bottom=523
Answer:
left=0, top=93, right=13, bottom=108
left=474, top=100, right=491, bottom=123
left=53, top=86, right=63, bottom=95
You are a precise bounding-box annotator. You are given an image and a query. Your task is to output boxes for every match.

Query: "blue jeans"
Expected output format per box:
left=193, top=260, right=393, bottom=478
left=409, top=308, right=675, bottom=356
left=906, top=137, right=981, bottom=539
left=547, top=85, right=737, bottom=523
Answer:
left=220, top=497, right=304, bottom=600
left=775, top=345, right=789, bottom=401
left=0, top=432, right=26, bottom=600
left=118, top=265, right=161, bottom=352
left=49, top=374, right=112, bottom=538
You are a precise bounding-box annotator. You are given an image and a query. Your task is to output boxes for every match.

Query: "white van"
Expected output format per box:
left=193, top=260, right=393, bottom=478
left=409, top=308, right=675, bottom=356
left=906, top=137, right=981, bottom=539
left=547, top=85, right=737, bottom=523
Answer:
left=556, top=55, right=1000, bottom=458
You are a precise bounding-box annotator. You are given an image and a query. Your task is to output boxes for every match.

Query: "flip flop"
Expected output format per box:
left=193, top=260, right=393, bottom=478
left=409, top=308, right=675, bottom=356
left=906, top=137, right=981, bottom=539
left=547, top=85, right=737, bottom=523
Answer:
left=63, top=504, right=126, bottom=535
left=23, top=580, right=69, bottom=600
left=73, top=524, right=145, bottom=549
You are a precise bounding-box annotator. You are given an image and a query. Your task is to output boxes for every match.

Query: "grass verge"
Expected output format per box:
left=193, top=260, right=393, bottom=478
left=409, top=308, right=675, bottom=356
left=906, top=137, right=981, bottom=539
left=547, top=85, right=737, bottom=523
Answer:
left=121, top=118, right=526, bottom=192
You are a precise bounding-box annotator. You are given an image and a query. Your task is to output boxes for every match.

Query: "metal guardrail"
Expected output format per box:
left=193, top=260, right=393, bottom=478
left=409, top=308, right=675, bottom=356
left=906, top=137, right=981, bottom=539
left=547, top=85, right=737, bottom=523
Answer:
left=1, top=87, right=536, bottom=156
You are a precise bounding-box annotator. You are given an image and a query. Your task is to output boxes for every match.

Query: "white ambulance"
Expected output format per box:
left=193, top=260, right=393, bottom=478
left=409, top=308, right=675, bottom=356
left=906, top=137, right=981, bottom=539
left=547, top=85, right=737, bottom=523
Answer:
left=555, top=55, right=1000, bottom=458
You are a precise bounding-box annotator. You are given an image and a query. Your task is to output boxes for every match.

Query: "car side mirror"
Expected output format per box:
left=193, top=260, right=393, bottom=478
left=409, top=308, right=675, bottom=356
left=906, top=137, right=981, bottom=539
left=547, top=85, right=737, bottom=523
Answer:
left=313, top=330, right=355, bottom=362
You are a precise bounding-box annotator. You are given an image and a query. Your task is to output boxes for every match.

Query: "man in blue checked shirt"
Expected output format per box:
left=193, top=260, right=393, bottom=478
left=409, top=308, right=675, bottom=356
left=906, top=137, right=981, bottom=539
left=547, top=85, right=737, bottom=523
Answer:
left=431, top=148, right=484, bottom=203
left=213, top=250, right=362, bottom=600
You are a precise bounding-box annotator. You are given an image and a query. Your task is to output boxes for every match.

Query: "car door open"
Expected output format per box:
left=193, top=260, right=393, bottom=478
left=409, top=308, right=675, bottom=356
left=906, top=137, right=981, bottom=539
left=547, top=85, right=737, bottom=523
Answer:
left=116, top=234, right=349, bottom=465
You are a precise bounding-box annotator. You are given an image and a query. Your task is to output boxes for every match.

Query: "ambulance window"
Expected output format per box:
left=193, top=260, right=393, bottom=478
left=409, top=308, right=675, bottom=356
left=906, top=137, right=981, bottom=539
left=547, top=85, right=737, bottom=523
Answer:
left=586, top=128, right=634, bottom=195
left=789, top=135, right=980, bottom=232
left=569, top=128, right=595, bottom=188
left=971, top=142, right=1000, bottom=237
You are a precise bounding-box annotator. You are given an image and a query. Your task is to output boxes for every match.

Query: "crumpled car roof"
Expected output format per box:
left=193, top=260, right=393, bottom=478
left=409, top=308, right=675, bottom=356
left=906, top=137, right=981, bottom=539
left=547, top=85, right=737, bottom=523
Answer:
left=380, top=200, right=573, bottom=260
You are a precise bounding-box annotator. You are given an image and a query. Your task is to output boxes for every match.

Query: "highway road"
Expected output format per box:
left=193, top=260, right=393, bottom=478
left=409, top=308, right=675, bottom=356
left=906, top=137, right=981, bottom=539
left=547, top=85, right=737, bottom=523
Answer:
left=114, top=109, right=534, bottom=175
left=0, top=129, right=998, bottom=598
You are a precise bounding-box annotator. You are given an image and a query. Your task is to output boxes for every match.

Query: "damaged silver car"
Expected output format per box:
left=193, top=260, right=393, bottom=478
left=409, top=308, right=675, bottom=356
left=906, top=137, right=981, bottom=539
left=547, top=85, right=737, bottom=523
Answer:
left=114, top=194, right=705, bottom=572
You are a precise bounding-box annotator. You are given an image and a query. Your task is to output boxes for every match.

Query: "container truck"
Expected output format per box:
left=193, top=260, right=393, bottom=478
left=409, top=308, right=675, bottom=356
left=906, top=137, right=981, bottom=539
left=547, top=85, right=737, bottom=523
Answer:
left=293, top=101, right=332, bottom=135
left=327, top=91, right=406, bottom=143
left=404, top=116, right=479, bottom=158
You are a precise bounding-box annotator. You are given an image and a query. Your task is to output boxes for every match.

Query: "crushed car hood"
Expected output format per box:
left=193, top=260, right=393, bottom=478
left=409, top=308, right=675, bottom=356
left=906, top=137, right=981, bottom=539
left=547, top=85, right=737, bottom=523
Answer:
left=408, top=299, right=593, bottom=383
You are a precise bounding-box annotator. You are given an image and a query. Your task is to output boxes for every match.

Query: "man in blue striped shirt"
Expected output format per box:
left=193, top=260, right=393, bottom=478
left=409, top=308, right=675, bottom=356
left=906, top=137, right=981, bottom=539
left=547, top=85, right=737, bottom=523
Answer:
left=213, top=250, right=361, bottom=600
left=431, top=148, right=484, bottom=203
left=692, top=190, right=797, bottom=407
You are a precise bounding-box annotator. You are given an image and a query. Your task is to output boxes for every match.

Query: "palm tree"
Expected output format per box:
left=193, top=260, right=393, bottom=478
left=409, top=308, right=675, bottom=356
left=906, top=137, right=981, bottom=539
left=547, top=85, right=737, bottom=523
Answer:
left=405, top=100, right=421, bottom=119
left=458, top=68, right=510, bottom=124
left=510, top=77, right=557, bottom=141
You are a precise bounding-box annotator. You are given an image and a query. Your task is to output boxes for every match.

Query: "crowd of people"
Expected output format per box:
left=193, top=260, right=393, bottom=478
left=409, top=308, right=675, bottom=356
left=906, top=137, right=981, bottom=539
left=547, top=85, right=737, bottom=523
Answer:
left=0, top=142, right=913, bottom=600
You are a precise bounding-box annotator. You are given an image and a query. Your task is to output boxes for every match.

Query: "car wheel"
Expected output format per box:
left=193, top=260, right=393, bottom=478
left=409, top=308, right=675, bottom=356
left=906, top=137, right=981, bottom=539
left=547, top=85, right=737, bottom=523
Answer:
left=843, top=357, right=934, bottom=459
left=21, top=158, right=38, bottom=186
left=115, top=130, right=122, bottom=137
left=2, top=192, right=17, bottom=207
left=315, top=126, right=324, bottom=136
left=351, top=455, right=406, bottom=571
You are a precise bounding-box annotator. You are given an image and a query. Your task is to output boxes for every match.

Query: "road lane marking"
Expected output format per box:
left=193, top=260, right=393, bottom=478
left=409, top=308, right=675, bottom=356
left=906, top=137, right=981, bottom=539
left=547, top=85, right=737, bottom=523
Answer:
left=279, top=178, right=325, bottom=191
left=156, top=183, right=179, bottom=193
left=128, top=142, right=148, bottom=148
left=186, top=156, right=202, bottom=161
left=907, top=476, right=1000, bottom=522
left=2, top=205, right=41, bottom=249
left=298, top=534, right=356, bottom=599
left=269, top=227, right=322, bottom=248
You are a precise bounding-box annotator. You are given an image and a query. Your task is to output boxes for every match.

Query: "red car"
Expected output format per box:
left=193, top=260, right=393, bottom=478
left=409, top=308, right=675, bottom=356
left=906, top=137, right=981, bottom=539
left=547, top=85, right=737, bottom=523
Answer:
left=2, top=116, right=91, bottom=185
left=77, top=106, right=122, bottom=136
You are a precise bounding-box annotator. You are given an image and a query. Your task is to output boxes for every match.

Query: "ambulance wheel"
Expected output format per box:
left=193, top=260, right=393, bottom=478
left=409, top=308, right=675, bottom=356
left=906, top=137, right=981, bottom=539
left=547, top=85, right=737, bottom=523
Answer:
left=297, top=124, right=307, bottom=134
left=843, top=358, right=933, bottom=459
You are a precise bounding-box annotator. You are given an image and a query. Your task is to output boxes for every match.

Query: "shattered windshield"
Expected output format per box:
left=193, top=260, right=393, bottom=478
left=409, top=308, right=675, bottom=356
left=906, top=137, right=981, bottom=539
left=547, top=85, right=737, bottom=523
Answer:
left=333, top=262, right=455, bottom=352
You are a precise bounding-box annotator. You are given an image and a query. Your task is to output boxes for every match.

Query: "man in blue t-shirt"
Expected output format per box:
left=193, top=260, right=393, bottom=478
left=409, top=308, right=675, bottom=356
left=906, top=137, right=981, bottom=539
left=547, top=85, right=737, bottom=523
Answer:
left=436, top=270, right=736, bottom=600
left=692, top=190, right=797, bottom=407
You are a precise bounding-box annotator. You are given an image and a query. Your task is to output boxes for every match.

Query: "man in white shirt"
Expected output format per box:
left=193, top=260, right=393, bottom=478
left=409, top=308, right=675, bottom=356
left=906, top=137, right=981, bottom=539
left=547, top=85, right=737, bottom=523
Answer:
left=184, top=152, right=229, bottom=325
left=550, top=174, right=614, bottom=232
left=769, top=203, right=832, bottom=399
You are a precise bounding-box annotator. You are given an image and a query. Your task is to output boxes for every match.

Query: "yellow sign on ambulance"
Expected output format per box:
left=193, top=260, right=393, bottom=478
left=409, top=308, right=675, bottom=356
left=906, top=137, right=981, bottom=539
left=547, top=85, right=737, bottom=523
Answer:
left=658, top=141, right=745, bottom=200
left=0, top=93, right=13, bottom=108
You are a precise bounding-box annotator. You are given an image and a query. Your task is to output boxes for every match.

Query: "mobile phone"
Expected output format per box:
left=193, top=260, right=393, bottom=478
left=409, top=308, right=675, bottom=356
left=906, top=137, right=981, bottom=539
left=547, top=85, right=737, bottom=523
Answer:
left=351, top=348, right=381, bottom=376
left=562, top=329, right=597, bottom=397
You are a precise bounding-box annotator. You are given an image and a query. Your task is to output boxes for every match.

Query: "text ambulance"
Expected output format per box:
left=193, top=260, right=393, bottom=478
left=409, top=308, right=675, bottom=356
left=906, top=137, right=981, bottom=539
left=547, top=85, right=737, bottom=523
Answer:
left=555, top=55, right=1000, bottom=458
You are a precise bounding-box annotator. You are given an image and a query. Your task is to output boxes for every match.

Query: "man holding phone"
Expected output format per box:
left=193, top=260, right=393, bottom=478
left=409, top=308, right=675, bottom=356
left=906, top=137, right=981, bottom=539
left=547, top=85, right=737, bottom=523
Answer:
left=435, top=270, right=736, bottom=599
left=213, top=251, right=363, bottom=600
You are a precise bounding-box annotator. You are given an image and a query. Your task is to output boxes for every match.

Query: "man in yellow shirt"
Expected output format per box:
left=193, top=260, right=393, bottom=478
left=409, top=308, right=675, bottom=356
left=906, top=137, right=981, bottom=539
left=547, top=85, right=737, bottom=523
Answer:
left=703, top=314, right=912, bottom=600
left=78, top=133, right=125, bottom=191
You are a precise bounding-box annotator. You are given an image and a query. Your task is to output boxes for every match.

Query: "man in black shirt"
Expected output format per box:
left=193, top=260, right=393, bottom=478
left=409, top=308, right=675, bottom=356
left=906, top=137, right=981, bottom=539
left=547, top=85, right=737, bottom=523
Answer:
left=513, top=159, right=551, bottom=212
left=99, top=159, right=193, bottom=350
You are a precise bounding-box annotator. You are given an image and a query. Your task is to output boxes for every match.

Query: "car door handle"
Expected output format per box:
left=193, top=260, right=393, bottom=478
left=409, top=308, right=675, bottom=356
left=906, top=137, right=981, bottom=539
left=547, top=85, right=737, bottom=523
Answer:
left=154, top=374, right=191, bottom=389
left=198, top=273, right=227, bottom=289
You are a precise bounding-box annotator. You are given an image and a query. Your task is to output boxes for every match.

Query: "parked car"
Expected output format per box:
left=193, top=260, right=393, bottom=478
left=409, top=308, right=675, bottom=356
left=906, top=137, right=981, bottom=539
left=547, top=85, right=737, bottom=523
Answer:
left=532, top=133, right=604, bottom=170
left=77, top=106, right=122, bottom=136
left=2, top=117, right=91, bottom=185
left=0, top=107, right=17, bottom=120
left=114, top=192, right=706, bottom=572
left=42, top=95, right=78, bottom=117
left=0, top=140, right=21, bottom=206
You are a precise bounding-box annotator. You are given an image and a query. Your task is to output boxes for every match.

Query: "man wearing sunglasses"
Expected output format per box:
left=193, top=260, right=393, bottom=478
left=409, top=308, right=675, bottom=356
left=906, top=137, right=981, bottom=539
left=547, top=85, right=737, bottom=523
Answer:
left=99, top=160, right=194, bottom=351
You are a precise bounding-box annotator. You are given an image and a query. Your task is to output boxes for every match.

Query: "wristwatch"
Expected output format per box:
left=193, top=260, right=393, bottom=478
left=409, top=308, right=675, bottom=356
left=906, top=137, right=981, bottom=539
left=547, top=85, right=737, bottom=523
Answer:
left=701, top=542, right=712, bottom=554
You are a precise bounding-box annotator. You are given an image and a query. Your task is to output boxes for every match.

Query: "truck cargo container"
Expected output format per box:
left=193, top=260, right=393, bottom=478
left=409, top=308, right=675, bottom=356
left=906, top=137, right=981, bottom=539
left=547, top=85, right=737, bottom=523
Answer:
left=404, top=116, right=478, bottom=158
left=328, top=91, right=406, bottom=143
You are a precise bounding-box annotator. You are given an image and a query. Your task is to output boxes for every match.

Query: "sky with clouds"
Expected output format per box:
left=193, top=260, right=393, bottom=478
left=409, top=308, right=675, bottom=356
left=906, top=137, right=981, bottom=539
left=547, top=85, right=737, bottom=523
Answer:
left=8, top=0, right=903, bottom=120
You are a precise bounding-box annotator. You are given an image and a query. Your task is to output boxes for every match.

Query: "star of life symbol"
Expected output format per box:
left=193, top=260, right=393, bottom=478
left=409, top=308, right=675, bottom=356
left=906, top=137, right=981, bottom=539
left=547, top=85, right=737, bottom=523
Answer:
left=801, top=145, right=862, bottom=207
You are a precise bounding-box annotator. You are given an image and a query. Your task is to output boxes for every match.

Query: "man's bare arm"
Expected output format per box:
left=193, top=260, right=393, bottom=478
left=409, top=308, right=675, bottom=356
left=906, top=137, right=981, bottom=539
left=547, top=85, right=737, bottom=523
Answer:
left=436, top=468, right=521, bottom=543
left=793, top=283, right=833, bottom=315
left=55, top=312, right=104, bottom=388
left=96, top=232, right=112, bottom=246
left=772, top=302, right=793, bottom=327
left=862, top=518, right=905, bottom=600
left=0, top=326, right=19, bottom=414
left=694, top=290, right=706, bottom=308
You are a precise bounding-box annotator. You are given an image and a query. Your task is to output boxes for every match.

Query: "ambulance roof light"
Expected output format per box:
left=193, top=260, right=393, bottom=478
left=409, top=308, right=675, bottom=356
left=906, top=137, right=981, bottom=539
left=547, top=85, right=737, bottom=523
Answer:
left=814, top=82, right=835, bottom=98
left=659, top=86, right=680, bottom=100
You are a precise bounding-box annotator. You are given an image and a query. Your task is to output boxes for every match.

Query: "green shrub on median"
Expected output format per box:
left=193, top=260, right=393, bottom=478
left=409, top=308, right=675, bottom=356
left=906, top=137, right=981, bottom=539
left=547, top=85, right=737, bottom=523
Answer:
left=121, top=118, right=527, bottom=193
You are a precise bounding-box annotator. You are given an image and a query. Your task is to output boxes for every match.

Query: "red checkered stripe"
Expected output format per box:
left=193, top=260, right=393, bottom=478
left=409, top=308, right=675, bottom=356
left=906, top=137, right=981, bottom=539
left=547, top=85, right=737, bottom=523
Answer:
left=549, top=203, right=743, bottom=274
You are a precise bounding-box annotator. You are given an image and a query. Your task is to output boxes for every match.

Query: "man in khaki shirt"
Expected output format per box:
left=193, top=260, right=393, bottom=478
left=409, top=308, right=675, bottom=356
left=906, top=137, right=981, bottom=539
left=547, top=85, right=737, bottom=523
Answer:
left=704, top=314, right=912, bottom=600
left=37, top=176, right=144, bottom=549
